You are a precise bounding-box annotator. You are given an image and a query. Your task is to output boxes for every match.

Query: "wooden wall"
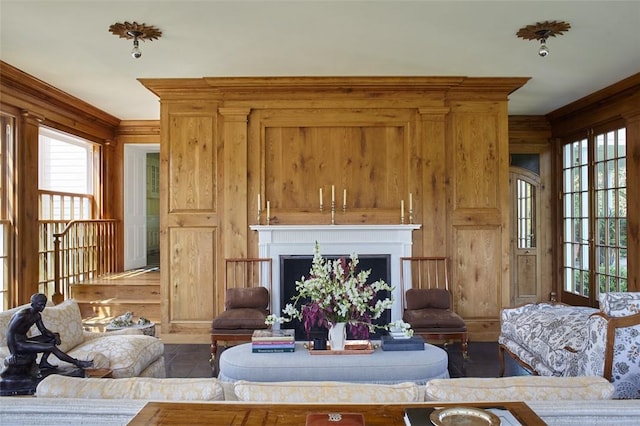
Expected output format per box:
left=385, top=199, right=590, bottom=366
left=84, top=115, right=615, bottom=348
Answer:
left=0, top=61, right=119, bottom=304
left=547, top=73, right=640, bottom=298
left=140, top=76, right=528, bottom=341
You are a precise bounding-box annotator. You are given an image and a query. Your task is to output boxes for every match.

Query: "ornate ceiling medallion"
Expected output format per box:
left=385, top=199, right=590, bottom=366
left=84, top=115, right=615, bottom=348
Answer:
left=109, top=21, right=162, bottom=59
left=516, top=21, right=571, bottom=57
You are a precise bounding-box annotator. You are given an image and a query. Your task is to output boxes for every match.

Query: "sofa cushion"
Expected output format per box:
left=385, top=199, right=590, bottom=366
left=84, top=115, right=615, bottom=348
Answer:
left=36, top=375, right=224, bottom=401
left=225, top=287, right=269, bottom=310
left=425, top=376, right=615, bottom=402
left=0, top=304, right=27, bottom=348
left=599, top=292, right=640, bottom=317
left=406, top=288, right=450, bottom=310
left=403, top=308, right=465, bottom=329
left=68, top=334, right=164, bottom=378
left=233, top=380, right=421, bottom=403
left=211, top=308, right=269, bottom=330
left=499, top=303, right=598, bottom=374
left=38, top=299, right=85, bottom=352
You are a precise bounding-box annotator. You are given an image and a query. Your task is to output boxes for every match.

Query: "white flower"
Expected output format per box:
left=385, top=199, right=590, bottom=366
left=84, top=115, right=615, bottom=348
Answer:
left=265, top=242, right=394, bottom=338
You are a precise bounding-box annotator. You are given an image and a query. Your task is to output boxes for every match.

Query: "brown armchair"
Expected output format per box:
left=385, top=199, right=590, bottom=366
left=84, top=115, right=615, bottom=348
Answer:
left=401, top=256, right=468, bottom=359
left=210, top=258, right=272, bottom=370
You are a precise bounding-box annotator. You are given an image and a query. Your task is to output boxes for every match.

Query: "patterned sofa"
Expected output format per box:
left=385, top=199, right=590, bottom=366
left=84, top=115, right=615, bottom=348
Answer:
left=0, top=299, right=165, bottom=378
left=499, top=292, right=640, bottom=399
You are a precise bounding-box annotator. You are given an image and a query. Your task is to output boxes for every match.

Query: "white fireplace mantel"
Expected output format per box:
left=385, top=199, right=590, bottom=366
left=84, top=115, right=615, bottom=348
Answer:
left=250, top=224, right=421, bottom=323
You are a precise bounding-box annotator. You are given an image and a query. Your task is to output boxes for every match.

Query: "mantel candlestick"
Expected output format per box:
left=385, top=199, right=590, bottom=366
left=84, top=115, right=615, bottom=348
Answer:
left=331, top=201, right=335, bottom=225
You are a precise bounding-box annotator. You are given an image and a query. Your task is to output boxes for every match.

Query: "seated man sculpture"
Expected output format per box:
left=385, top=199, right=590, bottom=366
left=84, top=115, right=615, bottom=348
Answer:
left=1, top=293, right=92, bottom=379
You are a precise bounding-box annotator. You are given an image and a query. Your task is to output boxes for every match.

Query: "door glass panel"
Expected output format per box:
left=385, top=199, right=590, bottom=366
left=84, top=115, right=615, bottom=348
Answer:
left=516, top=179, right=536, bottom=249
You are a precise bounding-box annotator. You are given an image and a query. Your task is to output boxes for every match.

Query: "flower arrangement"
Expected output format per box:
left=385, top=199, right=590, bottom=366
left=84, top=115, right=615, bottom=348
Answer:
left=387, top=319, right=414, bottom=337
left=266, top=242, right=394, bottom=339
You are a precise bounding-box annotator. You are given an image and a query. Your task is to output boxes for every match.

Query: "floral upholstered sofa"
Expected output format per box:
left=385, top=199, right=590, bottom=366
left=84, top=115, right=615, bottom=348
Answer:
left=499, top=292, right=640, bottom=399
left=0, top=299, right=165, bottom=378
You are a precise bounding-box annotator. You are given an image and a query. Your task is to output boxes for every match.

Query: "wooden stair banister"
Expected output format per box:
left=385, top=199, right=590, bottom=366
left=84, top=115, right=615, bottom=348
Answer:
left=52, top=219, right=119, bottom=304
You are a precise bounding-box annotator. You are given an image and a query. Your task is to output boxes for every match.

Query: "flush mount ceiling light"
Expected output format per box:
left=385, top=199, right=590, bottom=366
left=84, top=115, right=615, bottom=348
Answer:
left=516, top=20, right=570, bottom=57
left=109, top=21, right=162, bottom=59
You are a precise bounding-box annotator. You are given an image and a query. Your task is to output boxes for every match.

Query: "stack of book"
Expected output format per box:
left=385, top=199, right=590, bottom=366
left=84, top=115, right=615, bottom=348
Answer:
left=251, top=329, right=295, bottom=353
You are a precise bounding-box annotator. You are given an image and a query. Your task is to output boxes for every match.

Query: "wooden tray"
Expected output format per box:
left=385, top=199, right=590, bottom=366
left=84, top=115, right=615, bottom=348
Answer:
left=308, top=340, right=375, bottom=355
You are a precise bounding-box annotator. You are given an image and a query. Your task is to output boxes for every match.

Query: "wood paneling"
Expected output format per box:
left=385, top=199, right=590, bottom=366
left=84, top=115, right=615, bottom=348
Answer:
left=168, top=227, right=216, bottom=324
left=141, top=76, right=527, bottom=340
left=168, top=115, right=215, bottom=212
left=547, top=73, right=640, bottom=296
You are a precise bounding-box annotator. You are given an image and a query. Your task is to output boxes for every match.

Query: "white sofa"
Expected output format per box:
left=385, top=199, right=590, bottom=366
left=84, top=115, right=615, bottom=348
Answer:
left=499, top=292, right=640, bottom=399
left=0, top=375, right=634, bottom=425
left=0, top=299, right=165, bottom=378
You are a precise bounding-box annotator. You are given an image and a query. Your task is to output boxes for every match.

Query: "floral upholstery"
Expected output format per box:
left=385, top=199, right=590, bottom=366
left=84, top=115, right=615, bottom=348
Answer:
left=0, top=299, right=165, bottom=378
left=425, top=376, right=614, bottom=401
left=499, top=303, right=598, bottom=375
left=233, top=380, right=422, bottom=403
left=37, top=375, right=224, bottom=401
left=499, top=293, right=640, bottom=399
left=569, top=292, right=640, bottom=399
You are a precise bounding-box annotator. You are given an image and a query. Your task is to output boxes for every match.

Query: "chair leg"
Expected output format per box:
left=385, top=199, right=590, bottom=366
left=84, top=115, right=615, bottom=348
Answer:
left=461, top=335, right=469, bottom=360
left=498, top=344, right=506, bottom=377
left=210, top=339, right=218, bottom=367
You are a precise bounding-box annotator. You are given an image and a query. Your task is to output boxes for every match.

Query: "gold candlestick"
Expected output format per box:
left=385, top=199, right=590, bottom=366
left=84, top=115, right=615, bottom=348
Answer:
left=266, top=201, right=270, bottom=226
left=331, top=201, right=335, bottom=225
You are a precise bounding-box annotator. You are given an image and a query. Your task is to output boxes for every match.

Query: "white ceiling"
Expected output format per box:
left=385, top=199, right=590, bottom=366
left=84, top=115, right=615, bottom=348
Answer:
left=1, top=1, right=639, bottom=121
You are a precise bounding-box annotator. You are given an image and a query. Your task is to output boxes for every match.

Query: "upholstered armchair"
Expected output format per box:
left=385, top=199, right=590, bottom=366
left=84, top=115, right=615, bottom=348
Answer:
left=210, top=258, right=272, bottom=371
left=565, top=292, right=640, bottom=399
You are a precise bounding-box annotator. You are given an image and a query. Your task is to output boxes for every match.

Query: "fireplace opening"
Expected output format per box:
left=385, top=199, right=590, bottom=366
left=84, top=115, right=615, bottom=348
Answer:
left=280, top=254, right=391, bottom=340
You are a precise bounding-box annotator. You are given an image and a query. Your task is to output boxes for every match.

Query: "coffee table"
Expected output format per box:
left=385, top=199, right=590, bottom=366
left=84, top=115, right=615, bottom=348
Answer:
left=128, top=401, right=545, bottom=426
left=218, top=341, right=449, bottom=384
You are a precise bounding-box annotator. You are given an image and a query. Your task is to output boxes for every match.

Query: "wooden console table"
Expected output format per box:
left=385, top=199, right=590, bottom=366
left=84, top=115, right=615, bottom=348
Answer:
left=128, top=401, right=545, bottom=425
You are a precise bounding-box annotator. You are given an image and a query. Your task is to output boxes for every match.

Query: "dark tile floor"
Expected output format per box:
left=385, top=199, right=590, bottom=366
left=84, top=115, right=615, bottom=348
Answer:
left=164, top=341, right=530, bottom=379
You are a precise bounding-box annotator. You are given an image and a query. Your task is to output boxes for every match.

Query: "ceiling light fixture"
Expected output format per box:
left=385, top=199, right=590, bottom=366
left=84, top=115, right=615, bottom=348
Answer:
left=516, top=20, right=570, bottom=57
left=109, top=21, right=162, bottom=59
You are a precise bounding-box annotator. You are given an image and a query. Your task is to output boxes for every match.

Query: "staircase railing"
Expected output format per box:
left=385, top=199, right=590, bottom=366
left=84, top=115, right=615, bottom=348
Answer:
left=51, top=219, right=119, bottom=304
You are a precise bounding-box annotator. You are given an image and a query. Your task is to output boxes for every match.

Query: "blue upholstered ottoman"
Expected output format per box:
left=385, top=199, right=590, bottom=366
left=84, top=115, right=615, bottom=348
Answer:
left=218, top=341, right=449, bottom=384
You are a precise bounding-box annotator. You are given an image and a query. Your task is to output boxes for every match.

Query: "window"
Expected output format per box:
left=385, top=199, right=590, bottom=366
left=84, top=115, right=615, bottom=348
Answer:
left=562, top=127, right=627, bottom=299
left=38, top=128, right=95, bottom=220
left=0, top=113, right=16, bottom=310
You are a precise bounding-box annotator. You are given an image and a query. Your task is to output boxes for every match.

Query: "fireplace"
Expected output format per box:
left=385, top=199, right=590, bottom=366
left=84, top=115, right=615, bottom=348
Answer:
left=250, top=224, right=421, bottom=331
left=280, top=254, right=391, bottom=339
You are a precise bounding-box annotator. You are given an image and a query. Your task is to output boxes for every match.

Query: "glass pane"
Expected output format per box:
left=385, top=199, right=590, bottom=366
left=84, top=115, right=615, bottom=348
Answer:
left=595, top=162, right=604, bottom=189
left=606, top=160, right=616, bottom=187
left=618, top=158, right=626, bottom=187
left=595, top=133, right=605, bottom=161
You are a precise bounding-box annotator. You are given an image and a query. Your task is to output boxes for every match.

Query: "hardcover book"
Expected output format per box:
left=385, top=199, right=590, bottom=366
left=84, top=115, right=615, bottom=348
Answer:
left=381, top=335, right=425, bottom=351
left=251, top=329, right=295, bottom=341
left=251, top=347, right=295, bottom=353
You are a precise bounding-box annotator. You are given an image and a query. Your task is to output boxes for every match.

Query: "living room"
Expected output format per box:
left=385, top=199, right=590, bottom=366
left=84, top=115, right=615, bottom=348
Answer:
left=1, top=1, right=639, bottom=424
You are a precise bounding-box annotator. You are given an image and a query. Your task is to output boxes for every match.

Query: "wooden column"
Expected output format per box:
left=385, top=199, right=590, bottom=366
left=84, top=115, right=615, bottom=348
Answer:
left=625, top=111, right=640, bottom=291
left=220, top=108, right=251, bottom=259
left=417, top=107, right=449, bottom=256
left=16, top=111, right=42, bottom=303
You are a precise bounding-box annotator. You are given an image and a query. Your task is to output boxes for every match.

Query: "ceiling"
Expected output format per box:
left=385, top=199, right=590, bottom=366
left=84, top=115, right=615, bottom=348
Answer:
left=1, top=1, right=639, bottom=121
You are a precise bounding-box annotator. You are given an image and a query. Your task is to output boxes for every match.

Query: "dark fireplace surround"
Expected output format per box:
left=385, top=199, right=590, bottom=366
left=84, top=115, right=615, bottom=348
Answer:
left=280, top=254, right=391, bottom=340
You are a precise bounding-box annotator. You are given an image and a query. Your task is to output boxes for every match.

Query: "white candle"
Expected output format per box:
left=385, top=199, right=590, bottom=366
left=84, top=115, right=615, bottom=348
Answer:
left=320, top=188, right=323, bottom=205
left=258, top=193, right=261, bottom=211
left=409, top=193, right=413, bottom=211
left=331, top=185, right=335, bottom=203
left=266, top=201, right=270, bottom=219
left=343, top=189, right=347, bottom=207
left=401, top=199, right=405, bottom=219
